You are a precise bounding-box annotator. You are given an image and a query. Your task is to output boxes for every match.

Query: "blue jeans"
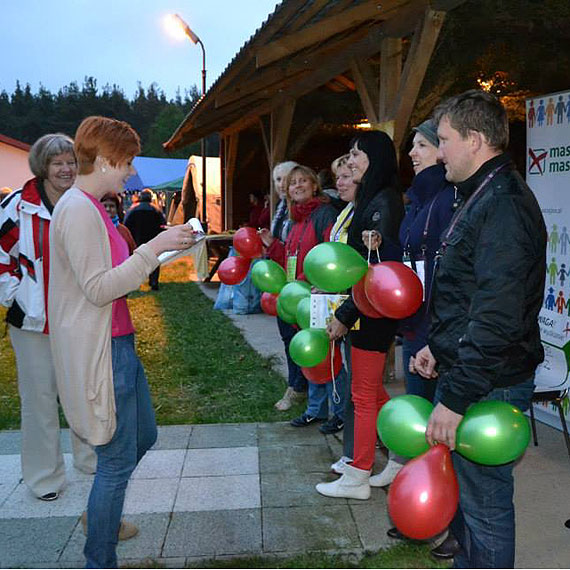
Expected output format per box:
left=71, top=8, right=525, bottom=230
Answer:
left=403, top=339, right=436, bottom=402
left=276, top=317, right=308, bottom=393
left=437, top=377, right=535, bottom=569
left=305, top=365, right=347, bottom=420
left=84, top=334, right=157, bottom=568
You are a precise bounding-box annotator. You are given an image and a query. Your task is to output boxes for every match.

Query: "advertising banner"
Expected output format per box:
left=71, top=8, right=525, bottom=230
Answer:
left=526, top=89, right=570, bottom=428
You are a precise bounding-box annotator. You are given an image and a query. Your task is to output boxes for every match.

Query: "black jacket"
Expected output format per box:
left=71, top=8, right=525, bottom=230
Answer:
left=429, top=153, right=546, bottom=415
left=334, top=131, right=404, bottom=351
left=124, top=202, right=166, bottom=246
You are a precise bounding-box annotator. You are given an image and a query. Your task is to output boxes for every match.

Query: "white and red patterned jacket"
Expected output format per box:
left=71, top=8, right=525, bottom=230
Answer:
left=0, top=178, right=53, bottom=334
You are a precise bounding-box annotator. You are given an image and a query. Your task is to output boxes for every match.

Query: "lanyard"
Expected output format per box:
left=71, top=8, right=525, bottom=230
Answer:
left=331, top=206, right=354, bottom=243
left=439, top=163, right=508, bottom=255
left=286, top=217, right=311, bottom=258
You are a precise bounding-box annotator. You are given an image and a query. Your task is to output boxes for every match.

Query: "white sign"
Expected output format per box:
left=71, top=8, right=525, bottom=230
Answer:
left=526, top=89, right=570, bottom=427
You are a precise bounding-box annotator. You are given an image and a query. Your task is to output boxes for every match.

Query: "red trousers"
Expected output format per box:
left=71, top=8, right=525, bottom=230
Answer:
left=351, top=346, right=389, bottom=471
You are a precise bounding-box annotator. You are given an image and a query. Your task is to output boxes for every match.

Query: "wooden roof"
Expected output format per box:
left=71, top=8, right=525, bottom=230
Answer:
left=165, top=0, right=465, bottom=151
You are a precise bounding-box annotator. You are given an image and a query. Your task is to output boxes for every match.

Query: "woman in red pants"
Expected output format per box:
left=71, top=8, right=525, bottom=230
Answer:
left=316, top=130, right=404, bottom=499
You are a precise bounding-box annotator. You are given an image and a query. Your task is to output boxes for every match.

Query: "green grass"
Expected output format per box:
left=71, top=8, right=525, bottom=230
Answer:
left=0, top=259, right=300, bottom=430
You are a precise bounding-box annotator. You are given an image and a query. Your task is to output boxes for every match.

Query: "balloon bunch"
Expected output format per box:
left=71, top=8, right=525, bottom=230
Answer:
left=377, top=395, right=531, bottom=539
left=218, top=228, right=264, bottom=285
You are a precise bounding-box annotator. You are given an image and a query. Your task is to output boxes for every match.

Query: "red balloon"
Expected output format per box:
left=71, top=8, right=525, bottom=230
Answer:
left=261, top=292, right=278, bottom=316
left=364, top=261, right=423, bottom=319
left=218, top=256, right=251, bottom=285
left=301, top=342, right=342, bottom=384
left=352, top=277, right=384, bottom=318
left=233, top=227, right=263, bottom=258
left=388, top=444, right=459, bottom=540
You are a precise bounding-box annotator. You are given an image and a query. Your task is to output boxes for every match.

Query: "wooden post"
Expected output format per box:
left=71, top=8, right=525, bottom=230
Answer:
left=350, top=58, right=379, bottom=124
left=269, top=97, right=296, bottom=217
left=223, top=132, right=239, bottom=230
left=378, top=37, right=402, bottom=123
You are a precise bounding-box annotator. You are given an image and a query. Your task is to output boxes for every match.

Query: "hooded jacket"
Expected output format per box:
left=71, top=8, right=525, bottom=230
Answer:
left=334, top=131, right=404, bottom=351
left=429, top=153, right=546, bottom=415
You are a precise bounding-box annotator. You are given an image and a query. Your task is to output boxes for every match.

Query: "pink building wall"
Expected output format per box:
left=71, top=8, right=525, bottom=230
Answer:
left=0, top=136, right=32, bottom=190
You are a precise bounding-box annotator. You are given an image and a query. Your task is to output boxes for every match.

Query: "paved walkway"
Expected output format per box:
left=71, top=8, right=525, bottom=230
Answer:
left=1, top=282, right=569, bottom=568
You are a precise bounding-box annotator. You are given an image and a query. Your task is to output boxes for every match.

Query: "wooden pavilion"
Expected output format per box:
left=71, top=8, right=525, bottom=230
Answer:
left=164, top=0, right=466, bottom=229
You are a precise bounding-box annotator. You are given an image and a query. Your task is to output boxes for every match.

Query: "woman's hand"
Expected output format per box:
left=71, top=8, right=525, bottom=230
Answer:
left=326, top=317, right=348, bottom=341
left=258, top=228, right=275, bottom=248
left=362, top=230, right=382, bottom=250
left=147, top=225, right=197, bottom=256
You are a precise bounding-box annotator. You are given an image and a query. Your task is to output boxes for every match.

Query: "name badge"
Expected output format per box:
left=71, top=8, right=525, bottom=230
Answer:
left=286, top=256, right=297, bottom=282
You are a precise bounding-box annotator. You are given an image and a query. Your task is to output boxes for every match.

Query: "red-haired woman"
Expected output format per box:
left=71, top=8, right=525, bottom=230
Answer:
left=48, top=116, right=196, bottom=568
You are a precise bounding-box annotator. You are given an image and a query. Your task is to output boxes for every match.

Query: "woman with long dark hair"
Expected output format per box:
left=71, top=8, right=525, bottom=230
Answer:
left=316, top=130, right=404, bottom=499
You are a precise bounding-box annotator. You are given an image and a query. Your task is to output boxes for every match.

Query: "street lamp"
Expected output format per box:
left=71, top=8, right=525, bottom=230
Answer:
left=164, top=13, right=208, bottom=230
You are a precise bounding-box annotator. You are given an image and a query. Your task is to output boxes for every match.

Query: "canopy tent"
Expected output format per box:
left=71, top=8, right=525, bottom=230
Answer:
left=125, top=156, right=189, bottom=191
left=151, top=176, right=185, bottom=192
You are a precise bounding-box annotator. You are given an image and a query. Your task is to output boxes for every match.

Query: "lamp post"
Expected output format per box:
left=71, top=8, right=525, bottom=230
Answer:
left=165, top=13, right=208, bottom=230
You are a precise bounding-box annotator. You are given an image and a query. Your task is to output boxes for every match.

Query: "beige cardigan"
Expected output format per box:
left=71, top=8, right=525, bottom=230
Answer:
left=48, top=187, right=159, bottom=446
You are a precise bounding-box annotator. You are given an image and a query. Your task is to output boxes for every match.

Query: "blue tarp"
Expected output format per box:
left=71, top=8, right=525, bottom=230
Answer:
left=125, top=157, right=188, bottom=191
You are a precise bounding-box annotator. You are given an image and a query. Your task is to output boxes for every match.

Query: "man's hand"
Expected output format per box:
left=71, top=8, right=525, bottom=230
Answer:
left=326, top=317, right=348, bottom=341
left=414, top=345, right=439, bottom=379
left=258, top=228, right=275, bottom=247
left=426, top=402, right=463, bottom=450
left=362, top=230, right=382, bottom=251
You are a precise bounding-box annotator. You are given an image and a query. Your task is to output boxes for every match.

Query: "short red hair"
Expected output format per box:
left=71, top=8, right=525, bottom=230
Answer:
left=74, top=116, right=141, bottom=175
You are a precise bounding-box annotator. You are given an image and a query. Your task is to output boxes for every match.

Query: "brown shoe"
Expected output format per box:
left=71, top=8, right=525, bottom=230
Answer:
left=81, top=511, right=139, bottom=541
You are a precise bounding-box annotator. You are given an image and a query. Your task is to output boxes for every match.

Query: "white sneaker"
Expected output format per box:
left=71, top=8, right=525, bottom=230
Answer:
left=369, top=458, right=404, bottom=487
left=274, top=387, right=305, bottom=411
left=330, top=456, right=353, bottom=475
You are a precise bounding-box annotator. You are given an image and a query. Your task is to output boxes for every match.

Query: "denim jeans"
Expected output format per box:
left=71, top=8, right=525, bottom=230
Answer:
left=402, top=339, right=436, bottom=402
left=436, top=377, right=535, bottom=569
left=305, top=364, right=347, bottom=420
left=84, top=334, right=157, bottom=568
left=276, top=317, right=308, bottom=393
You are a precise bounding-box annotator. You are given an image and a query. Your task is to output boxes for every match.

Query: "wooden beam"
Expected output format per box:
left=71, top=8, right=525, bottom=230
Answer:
left=287, top=116, right=324, bottom=159
left=391, top=9, right=446, bottom=148
left=378, top=37, right=402, bottom=122
left=258, top=116, right=271, bottom=166
left=224, top=133, right=239, bottom=230
left=334, top=74, right=356, bottom=91
left=350, top=58, right=379, bottom=124
left=288, top=0, right=330, bottom=32
left=256, top=0, right=386, bottom=68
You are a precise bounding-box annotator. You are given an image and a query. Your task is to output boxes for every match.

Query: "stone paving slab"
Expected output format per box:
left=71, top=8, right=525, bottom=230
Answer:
left=163, top=509, right=262, bottom=558
left=188, top=423, right=258, bottom=449
left=132, top=449, right=186, bottom=479
left=60, top=512, right=171, bottom=564
left=182, top=446, right=258, bottom=477
left=262, top=505, right=361, bottom=553
left=259, top=443, right=333, bottom=474
left=0, top=516, right=78, bottom=567
left=174, top=474, right=260, bottom=512
left=153, top=425, right=193, bottom=450
left=0, top=431, right=22, bottom=455
left=257, top=422, right=326, bottom=446
left=123, top=478, right=179, bottom=514
left=350, top=502, right=394, bottom=552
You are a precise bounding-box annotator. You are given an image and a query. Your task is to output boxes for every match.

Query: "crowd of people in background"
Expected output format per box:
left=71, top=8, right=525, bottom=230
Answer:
left=0, top=89, right=547, bottom=569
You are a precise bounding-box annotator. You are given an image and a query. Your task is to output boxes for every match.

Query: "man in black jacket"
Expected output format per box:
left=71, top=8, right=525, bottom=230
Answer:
left=124, top=189, right=166, bottom=290
left=415, top=90, right=546, bottom=568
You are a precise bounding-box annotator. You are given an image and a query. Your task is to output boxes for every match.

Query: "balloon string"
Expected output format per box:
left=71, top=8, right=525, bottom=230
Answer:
left=367, top=233, right=372, bottom=265
left=331, top=339, right=340, bottom=405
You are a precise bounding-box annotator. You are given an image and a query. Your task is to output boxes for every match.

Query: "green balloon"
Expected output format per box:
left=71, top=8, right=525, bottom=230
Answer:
left=296, top=297, right=311, bottom=329
left=276, top=294, right=297, bottom=324
left=251, top=260, right=287, bottom=293
left=289, top=328, right=329, bottom=368
left=377, top=395, right=433, bottom=458
left=456, top=400, right=531, bottom=465
left=303, top=242, right=368, bottom=293
left=279, top=280, right=311, bottom=317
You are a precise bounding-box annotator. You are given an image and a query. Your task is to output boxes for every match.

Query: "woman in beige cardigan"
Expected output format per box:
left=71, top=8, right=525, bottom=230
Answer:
left=48, top=116, right=196, bottom=569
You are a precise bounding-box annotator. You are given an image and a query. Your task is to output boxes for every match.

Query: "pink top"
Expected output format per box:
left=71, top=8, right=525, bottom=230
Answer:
left=82, top=191, right=135, bottom=337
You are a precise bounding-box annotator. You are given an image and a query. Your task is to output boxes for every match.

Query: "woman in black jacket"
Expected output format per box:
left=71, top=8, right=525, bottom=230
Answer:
left=316, top=130, right=404, bottom=500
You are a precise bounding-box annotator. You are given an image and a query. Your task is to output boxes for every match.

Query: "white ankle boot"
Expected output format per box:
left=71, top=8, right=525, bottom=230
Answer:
left=369, top=458, right=403, bottom=487
left=316, top=464, right=371, bottom=500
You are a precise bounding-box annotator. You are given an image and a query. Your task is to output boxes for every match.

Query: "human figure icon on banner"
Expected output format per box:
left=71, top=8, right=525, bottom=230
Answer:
left=555, top=95, right=566, bottom=124
left=560, top=227, right=570, bottom=255
left=564, top=323, right=570, bottom=338
left=545, top=287, right=555, bottom=311
left=550, top=224, right=559, bottom=253
left=537, top=100, right=546, bottom=126
left=528, top=100, right=536, bottom=128
left=546, top=98, right=555, bottom=126
left=555, top=290, right=566, bottom=314
left=566, top=95, right=570, bottom=123
left=559, top=263, right=569, bottom=287
left=548, top=258, right=558, bottom=285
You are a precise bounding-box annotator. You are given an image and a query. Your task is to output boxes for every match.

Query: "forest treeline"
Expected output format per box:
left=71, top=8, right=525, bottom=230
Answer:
left=0, top=77, right=210, bottom=158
